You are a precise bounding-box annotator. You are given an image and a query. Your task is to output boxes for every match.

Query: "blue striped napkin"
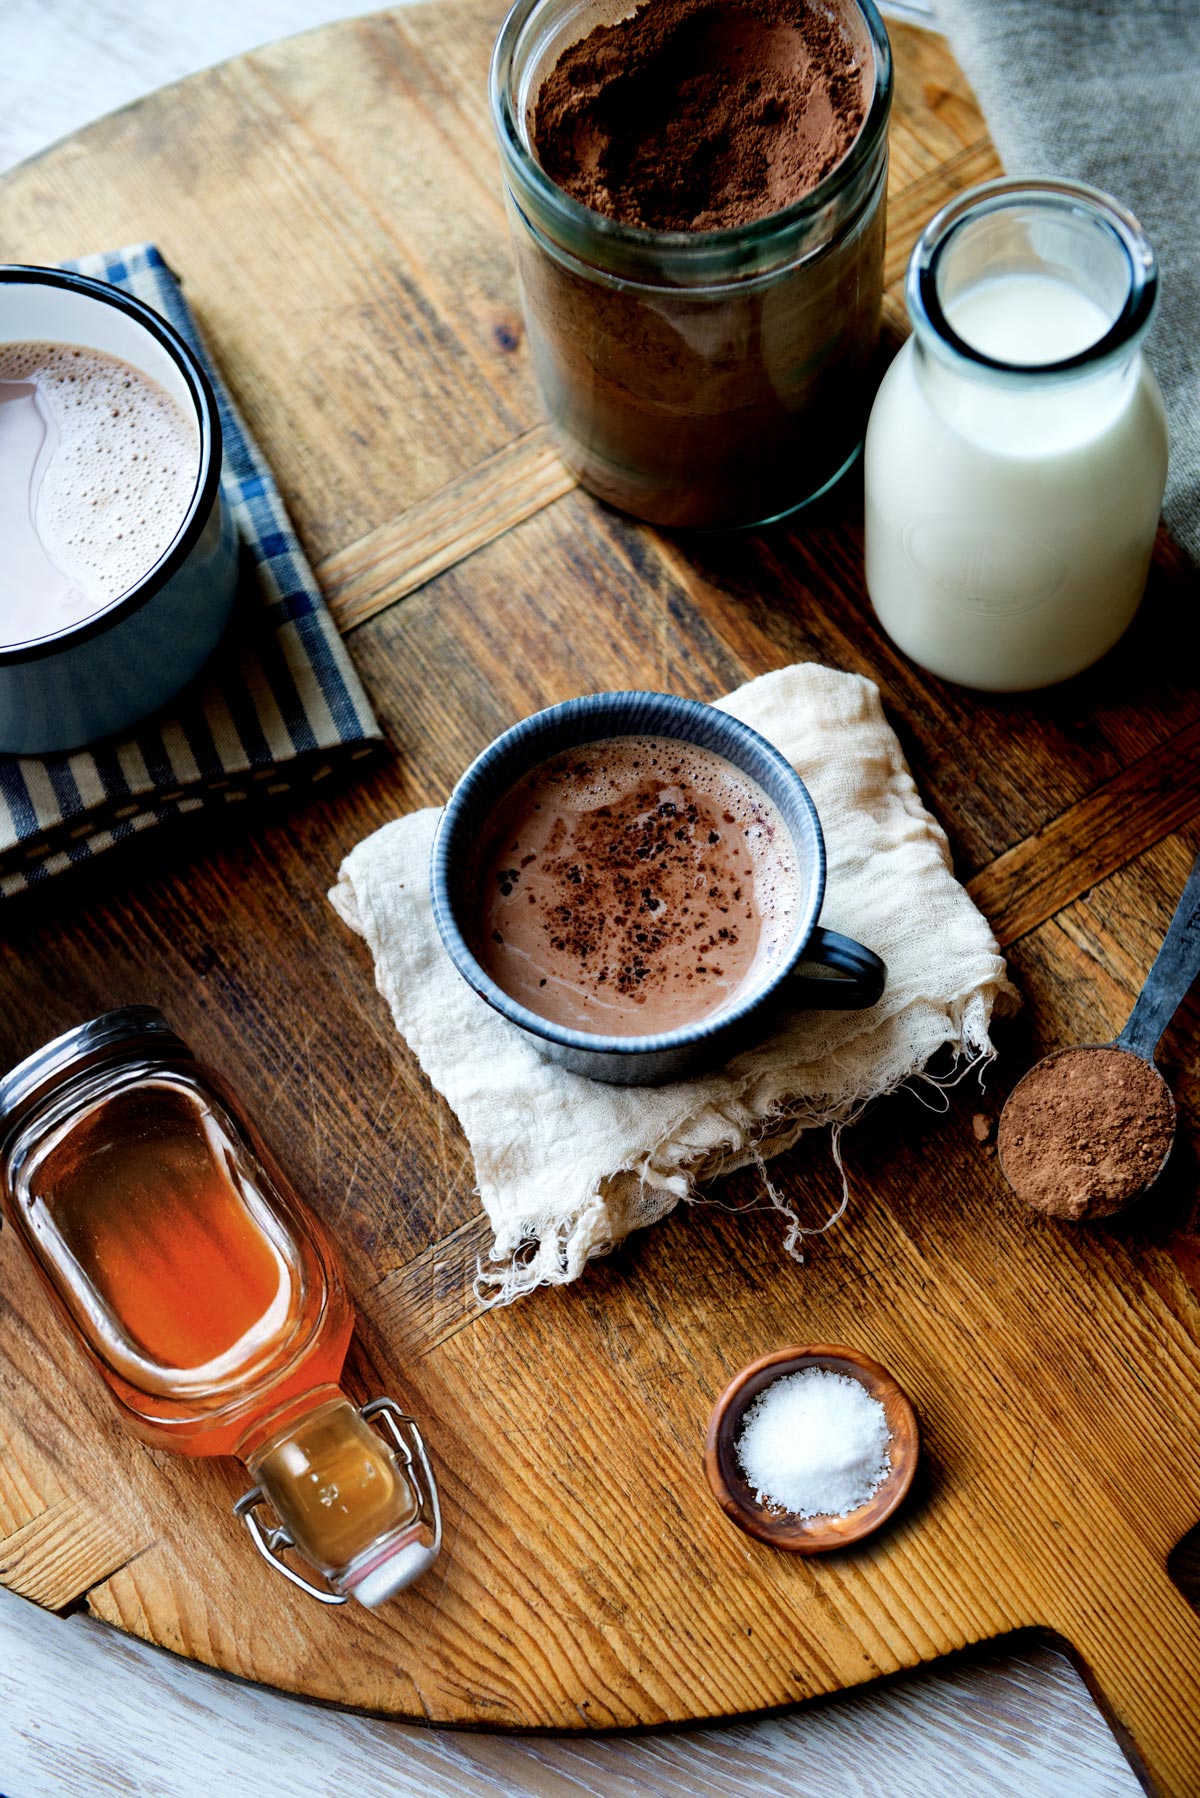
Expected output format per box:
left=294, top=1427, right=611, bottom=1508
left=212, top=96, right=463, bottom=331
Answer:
left=0, top=244, right=381, bottom=898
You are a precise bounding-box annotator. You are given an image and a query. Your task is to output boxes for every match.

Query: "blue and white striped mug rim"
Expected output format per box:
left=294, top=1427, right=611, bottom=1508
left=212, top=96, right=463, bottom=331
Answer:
left=430, top=690, right=829, bottom=1060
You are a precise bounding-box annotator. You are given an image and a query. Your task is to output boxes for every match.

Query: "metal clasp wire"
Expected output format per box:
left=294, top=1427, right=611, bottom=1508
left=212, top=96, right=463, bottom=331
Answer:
left=233, top=1486, right=347, bottom=1605
left=360, top=1396, right=443, bottom=1563
left=234, top=1399, right=441, bottom=1605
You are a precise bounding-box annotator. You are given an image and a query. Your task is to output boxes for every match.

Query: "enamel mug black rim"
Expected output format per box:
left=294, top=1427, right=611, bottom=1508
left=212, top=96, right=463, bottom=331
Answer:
left=0, top=263, right=222, bottom=667
left=430, top=691, right=886, bottom=1076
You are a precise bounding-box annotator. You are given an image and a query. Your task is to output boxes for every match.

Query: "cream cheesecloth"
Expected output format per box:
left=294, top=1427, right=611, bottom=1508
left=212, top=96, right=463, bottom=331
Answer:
left=330, top=664, right=1014, bottom=1304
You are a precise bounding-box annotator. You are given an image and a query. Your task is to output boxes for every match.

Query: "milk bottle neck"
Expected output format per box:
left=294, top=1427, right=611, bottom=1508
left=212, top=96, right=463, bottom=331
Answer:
left=906, top=177, right=1157, bottom=394
left=903, top=179, right=1158, bottom=457
left=911, top=325, right=1141, bottom=459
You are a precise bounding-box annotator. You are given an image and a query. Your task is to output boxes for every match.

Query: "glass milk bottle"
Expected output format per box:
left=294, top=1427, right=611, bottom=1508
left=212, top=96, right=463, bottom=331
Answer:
left=0, top=1007, right=441, bottom=1608
left=864, top=179, right=1168, bottom=690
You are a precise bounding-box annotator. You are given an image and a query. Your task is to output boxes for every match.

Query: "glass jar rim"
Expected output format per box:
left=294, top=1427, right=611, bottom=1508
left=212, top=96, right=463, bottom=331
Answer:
left=907, top=177, right=1159, bottom=386
left=0, top=1006, right=194, bottom=1161
left=489, top=0, right=893, bottom=283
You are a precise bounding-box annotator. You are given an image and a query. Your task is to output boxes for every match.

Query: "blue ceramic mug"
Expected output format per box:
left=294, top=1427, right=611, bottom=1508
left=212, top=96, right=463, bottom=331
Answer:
left=431, top=691, right=886, bottom=1084
left=0, top=265, right=238, bottom=754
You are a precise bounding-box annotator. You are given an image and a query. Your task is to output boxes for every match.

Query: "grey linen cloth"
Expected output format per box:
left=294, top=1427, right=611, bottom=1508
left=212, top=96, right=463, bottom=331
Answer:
left=936, top=0, right=1200, bottom=567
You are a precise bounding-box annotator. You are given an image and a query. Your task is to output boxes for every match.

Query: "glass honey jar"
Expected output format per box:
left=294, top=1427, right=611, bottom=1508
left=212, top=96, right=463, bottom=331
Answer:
left=0, top=1007, right=440, bottom=1608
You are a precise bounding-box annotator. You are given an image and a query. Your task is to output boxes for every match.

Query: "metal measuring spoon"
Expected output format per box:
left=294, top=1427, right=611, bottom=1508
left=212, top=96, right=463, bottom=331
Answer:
left=998, top=851, right=1200, bottom=1220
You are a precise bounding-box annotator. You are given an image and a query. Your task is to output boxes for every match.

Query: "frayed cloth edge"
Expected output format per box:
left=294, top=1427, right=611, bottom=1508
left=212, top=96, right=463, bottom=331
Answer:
left=473, top=1034, right=999, bottom=1308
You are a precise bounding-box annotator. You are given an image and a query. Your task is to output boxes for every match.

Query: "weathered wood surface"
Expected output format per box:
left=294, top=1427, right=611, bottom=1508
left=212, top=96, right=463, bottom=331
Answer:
left=1, top=7, right=1199, bottom=1794
left=0, top=1582, right=1144, bottom=1798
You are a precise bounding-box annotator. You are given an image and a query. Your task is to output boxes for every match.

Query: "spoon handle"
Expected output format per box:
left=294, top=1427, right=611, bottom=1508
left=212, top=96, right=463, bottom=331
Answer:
left=1117, top=850, right=1200, bottom=1061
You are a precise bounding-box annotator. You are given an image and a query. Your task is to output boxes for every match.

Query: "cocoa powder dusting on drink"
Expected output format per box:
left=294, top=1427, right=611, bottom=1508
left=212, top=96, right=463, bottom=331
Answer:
left=471, top=737, right=799, bottom=1035
left=997, top=1046, right=1175, bottom=1221
left=532, top=0, right=867, bottom=232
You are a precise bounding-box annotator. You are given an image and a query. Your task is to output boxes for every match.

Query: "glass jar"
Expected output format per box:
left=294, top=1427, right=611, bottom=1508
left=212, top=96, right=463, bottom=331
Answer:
left=490, top=0, right=893, bottom=529
left=0, top=1007, right=441, bottom=1608
left=864, top=179, right=1169, bottom=690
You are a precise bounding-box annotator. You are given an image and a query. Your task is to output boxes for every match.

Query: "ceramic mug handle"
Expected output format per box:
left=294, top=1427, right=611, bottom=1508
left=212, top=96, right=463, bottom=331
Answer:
left=788, top=927, right=886, bottom=1010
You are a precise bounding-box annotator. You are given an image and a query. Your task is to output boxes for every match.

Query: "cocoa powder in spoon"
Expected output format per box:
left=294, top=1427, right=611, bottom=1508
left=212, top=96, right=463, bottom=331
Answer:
left=997, top=1046, right=1176, bottom=1221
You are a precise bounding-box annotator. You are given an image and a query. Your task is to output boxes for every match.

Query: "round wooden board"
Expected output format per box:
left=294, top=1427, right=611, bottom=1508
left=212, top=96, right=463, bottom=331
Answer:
left=3, top=7, right=1200, bottom=1792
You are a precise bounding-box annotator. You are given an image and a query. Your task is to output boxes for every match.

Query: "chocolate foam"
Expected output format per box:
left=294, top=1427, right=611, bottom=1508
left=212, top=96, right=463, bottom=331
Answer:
left=472, top=735, right=802, bottom=1036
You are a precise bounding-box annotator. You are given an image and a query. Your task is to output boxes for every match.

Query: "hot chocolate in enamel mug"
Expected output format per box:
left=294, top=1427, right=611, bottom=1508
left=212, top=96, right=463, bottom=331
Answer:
left=0, top=265, right=238, bottom=755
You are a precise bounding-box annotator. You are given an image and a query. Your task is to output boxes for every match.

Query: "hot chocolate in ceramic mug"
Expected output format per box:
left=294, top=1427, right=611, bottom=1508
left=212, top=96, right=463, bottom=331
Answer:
left=432, top=691, right=886, bottom=1085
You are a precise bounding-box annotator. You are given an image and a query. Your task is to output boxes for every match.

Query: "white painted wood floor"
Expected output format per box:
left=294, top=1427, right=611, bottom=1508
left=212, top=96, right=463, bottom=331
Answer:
left=0, top=3, right=1150, bottom=1794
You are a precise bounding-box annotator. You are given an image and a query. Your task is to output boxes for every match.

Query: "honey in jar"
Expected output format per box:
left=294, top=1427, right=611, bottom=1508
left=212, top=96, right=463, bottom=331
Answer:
left=0, top=1007, right=440, bottom=1608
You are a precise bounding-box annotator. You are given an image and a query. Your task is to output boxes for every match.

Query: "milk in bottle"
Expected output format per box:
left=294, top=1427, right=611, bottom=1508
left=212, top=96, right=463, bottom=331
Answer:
left=864, top=180, right=1168, bottom=691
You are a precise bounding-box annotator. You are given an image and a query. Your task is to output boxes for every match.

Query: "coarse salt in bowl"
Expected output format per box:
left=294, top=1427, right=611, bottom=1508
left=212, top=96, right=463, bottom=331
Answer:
left=736, top=1366, right=892, bottom=1519
left=704, top=1344, right=920, bottom=1553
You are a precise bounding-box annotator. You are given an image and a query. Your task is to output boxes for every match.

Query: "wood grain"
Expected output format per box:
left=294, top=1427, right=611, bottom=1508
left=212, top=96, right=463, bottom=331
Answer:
left=317, top=425, right=576, bottom=630
left=1, top=6, right=1199, bottom=1794
left=0, top=1497, right=141, bottom=1612
left=968, top=717, right=1200, bottom=948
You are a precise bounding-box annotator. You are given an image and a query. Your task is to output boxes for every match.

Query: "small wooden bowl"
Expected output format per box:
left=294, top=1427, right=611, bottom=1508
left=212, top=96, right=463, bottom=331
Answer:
left=704, top=1344, right=920, bottom=1553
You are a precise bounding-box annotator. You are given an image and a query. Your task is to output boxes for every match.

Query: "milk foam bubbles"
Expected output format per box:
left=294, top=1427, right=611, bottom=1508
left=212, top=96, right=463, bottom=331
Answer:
left=0, top=341, right=199, bottom=649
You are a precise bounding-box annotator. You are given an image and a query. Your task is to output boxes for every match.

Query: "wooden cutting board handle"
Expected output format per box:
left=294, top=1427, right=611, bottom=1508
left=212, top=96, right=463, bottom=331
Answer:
left=1056, top=1556, right=1200, bottom=1796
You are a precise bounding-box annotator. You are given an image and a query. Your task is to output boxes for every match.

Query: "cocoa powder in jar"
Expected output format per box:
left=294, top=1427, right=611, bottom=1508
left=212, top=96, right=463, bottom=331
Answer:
left=532, top=0, right=867, bottom=232
left=499, top=0, right=890, bottom=528
left=511, top=204, right=886, bottom=527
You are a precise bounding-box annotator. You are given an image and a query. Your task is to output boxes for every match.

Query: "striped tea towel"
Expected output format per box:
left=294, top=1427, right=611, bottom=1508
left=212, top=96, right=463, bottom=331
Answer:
left=0, top=243, right=381, bottom=898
